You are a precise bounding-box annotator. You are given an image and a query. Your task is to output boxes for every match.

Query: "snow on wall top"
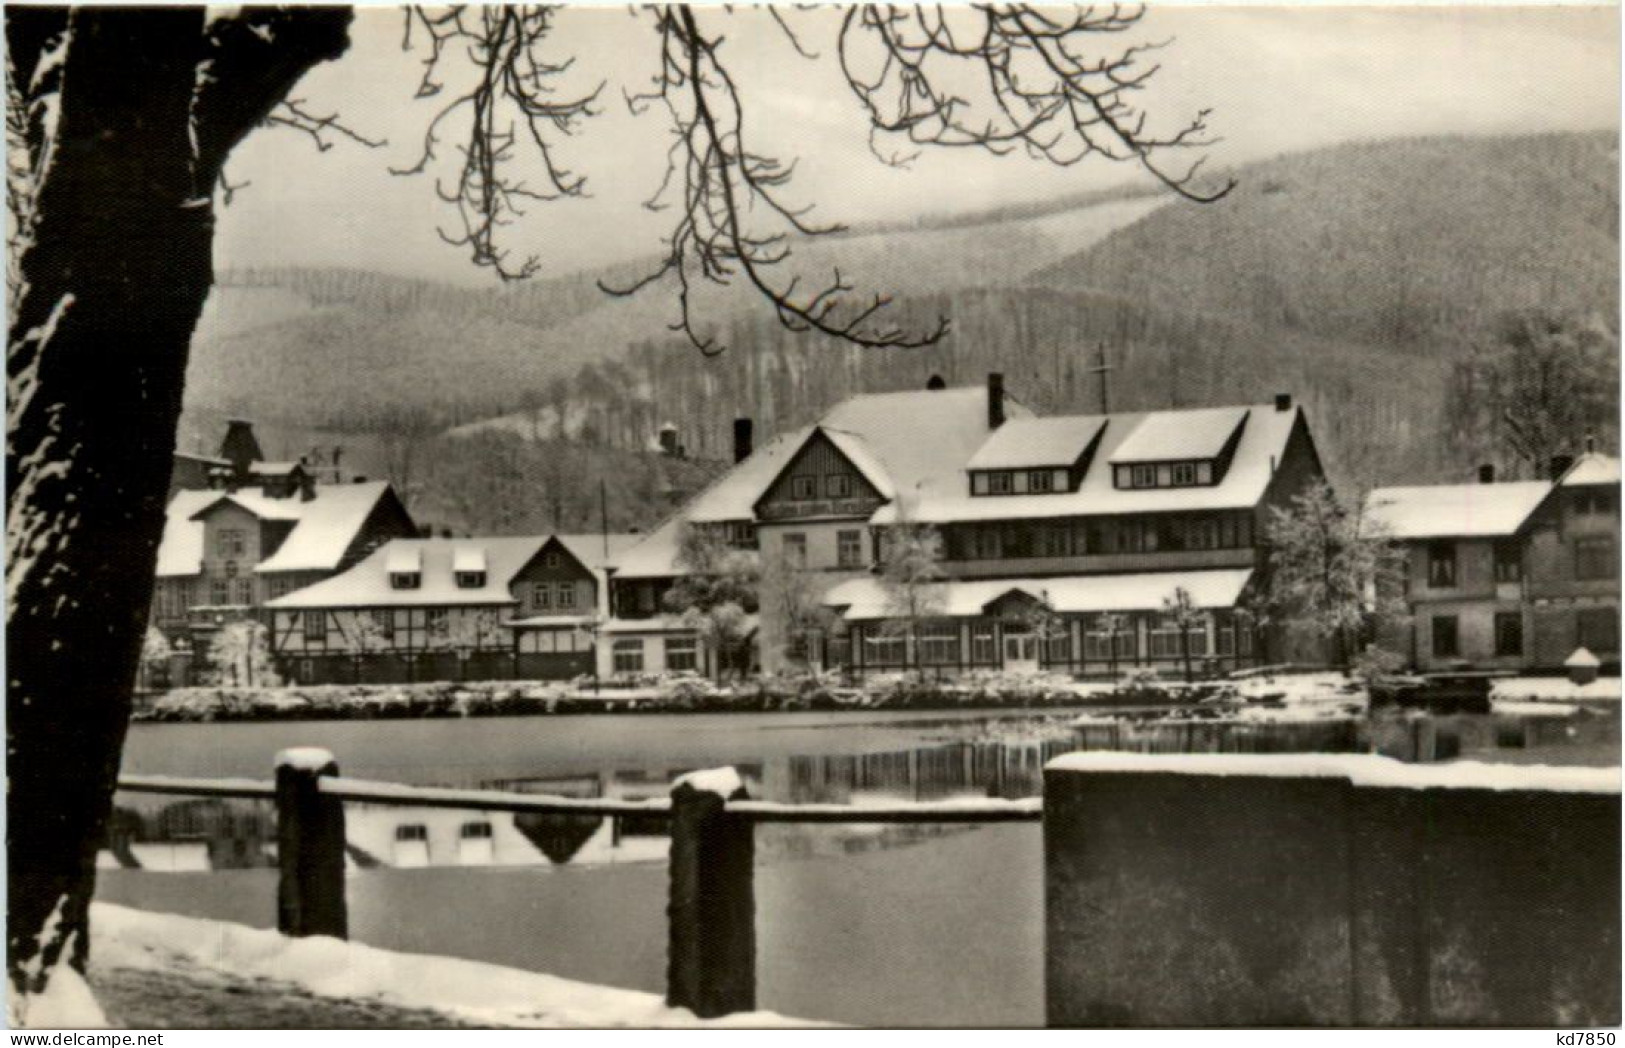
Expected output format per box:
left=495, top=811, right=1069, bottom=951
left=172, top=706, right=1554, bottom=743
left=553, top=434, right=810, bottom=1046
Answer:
left=1363, top=481, right=1551, bottom=540
left=1045, top=751, right=1621, bottom=794
left=966, top=416, right=1106, bottom=470
left=673, top=766, right=746, bottom=797
left=823, top=567, right=1254, bottom=620
left=1108, top=405, right=1249, bottom=464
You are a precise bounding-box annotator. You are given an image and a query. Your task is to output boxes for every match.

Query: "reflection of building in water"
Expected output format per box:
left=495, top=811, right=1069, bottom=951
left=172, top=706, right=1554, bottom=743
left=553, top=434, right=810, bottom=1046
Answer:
left=100, top=797, right=276, bottom=872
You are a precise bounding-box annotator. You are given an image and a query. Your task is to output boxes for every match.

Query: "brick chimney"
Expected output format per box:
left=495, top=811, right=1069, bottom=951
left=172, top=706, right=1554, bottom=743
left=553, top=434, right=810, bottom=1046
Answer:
left=1274, top=393, right=1292, bottom=412
left=987, top=373, right=1005, bottom=430
left=1478, top=464, right=1495, bottom=484
left=733, top=418, right=754, bottom=464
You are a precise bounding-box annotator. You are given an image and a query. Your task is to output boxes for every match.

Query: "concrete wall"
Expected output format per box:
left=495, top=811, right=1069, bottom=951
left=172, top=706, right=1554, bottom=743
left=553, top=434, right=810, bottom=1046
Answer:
left=1044, top=754, right=1620, bottom=1027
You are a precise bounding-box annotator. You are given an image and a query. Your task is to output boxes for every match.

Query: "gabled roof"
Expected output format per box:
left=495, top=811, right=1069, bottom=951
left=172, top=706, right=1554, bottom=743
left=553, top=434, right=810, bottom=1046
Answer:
left=966, top=416, right=1106, bottom=470
left=266, top=532, right=642, bottom=610
left=818, top=429, right=896, bottom=499
left=876, top=402, right=1305, bottom=524
left=1561, top=452, right=1621, bottom=487
left=822, top=568, right=1255, bottom=620
left=1108, top=406, right=1249, bottom=464
left=156, top=481, right=399, bottom=578
left=1362, top=481, right=1552, bottom=540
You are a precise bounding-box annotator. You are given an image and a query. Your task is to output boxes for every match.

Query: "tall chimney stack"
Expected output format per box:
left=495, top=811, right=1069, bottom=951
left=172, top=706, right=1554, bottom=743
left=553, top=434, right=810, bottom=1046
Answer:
left=987, top=372, right=1005, bottom=430
left=733, top=418, right=754, bottom=464
left=1274, top=393, right=1293, bottom=413
left=219, top=419, right=263, bottom=488
left=1478, top=464, right=1495, bottom=485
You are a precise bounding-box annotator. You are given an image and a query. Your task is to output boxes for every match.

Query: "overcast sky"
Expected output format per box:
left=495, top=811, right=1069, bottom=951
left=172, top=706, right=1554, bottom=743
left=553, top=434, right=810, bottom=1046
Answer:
left=215, top=4, right=1620, bottom=284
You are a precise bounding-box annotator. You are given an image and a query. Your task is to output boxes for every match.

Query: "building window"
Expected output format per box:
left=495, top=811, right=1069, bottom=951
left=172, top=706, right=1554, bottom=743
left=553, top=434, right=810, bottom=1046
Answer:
left=544, top=551, right=561, bottom=568
left=395, top=824, right=428, bottom=842
left=970, top=623, right=997, bottom=664
left=1494, top=612, right=1523, bottom=657
left=557, top=584, right=576, bottom=609
left=612, top=639, right=645, bottom=674
left=1573, top=490, right=1616, bottom=517
left=1185, top=518, right=1221, bottom=551
left=971, top=473, right=990, bottom=496
left=217, top=528, right=246, bottom=557
left=460, top=821, right=493, bottom=840
left=862, top=628, right=908, bottom=666
left=390, top=571, right=421, bottom=590
left=1171, top=462, right=1198, bottom=487
left=1028, top=470, right=1052, bottom=494
left=1043, top=629, right=1072, bottom=664
left=917, top=622, right=960, bottom=665
left=988, top=472, right=1012, bottom=495
left=533, top=582, right=552, bottom=610
left=1431, top=615, right=1460, bottom=659
left=303, top=611, right=325, bottom=639
left=232, top=577, right=254, bottom=605
left=209, top=579, right=230, bottom=605
left=1494, top=540, right=1522, bottom=583
left=1575, top=537, right=1615, bottom=581
left=1148, top=621, right=1183, bottom=659
left=1426, top=542, right=1457, bottom=588
left=455, top=571, right=486, bottom=589
left=427, top=608, right=447, bottom=637
left=1131, top=464, right=1157, bottom=489
left=1577, top=608, right=1620, bottom=654
left=666, top=636, right=698, bottom=672
left=826, top=474, right=853, bottom=499
left=724, top=521, right=756, bottom=549
left=1038, top=525, right=1070, bottom=558
left=371, top=609, right=393, bottom=642
left=837, top=530, right=863, bottom=569
left=783, top=532, right=807, bottom=568
left=790, top=475, right=818, bottom=500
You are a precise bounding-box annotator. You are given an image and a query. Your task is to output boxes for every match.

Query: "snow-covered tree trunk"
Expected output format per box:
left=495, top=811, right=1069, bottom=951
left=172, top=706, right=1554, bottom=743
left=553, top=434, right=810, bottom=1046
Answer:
left=5, top=5, right=351, bottom=1003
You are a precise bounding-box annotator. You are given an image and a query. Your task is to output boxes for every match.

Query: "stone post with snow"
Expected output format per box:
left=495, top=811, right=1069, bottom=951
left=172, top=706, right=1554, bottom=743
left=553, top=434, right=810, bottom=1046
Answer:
left=275, top=747, right=348, bottom=940
left=666, top=767, right=755, bottom=1018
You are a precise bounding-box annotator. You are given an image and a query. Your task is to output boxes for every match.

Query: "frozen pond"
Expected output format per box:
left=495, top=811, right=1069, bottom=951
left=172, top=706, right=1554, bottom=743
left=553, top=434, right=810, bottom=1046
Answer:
left=101, top=704, right=1618, bottom=1026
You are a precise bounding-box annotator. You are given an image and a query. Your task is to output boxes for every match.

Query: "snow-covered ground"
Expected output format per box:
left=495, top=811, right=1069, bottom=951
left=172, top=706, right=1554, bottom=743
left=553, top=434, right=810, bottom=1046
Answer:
left=24, top=904, right=816, bottom=1029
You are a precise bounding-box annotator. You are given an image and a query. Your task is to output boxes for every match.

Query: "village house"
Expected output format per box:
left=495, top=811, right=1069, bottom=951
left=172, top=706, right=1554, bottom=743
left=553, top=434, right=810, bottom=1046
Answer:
left=264, top=533, right=638, bottom=684
left=606, top=376, right=1329, bottom=678
left=1366, top=447, right=1621, bottom=672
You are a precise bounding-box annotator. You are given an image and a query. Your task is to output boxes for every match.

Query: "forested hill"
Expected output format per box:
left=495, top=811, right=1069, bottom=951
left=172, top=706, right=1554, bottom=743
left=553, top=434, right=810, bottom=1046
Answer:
left=180, top=129, right=1619, bottom=529
left=1035, top=131, right=1619, bottom=350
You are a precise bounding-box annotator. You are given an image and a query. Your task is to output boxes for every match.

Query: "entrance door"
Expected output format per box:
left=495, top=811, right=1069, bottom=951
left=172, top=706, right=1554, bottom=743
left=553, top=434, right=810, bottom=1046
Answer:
left=1002, top=627, right=1040, bottom=675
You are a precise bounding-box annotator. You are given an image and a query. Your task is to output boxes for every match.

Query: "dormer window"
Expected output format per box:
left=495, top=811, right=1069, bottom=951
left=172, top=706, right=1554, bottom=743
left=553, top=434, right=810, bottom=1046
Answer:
left=453, top=547, right=487, bottom=589
left=386, top=545, right=423, bottom=590
left=1114, top=460, right=1214, bottom=490
left=971, top=468, right=1071, bottom=497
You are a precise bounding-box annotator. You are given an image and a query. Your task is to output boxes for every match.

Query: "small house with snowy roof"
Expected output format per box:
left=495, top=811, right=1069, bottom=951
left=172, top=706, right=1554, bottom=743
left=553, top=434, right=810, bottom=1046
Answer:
left=1364, top=448, right=1620, bottom=671
left=265, top=533, right=639, bottom=684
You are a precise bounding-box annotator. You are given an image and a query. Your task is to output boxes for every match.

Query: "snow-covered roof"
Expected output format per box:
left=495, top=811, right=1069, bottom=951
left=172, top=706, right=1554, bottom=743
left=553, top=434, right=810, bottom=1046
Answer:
left=156, top=481, right=398, bottom=578
left=255, top=482, right=398, bottom=573
left=387, top=545, right=423, bottom=575
left=267, top=532, right=641, bottom=610
left=1108, top=405, right=1249, bottom=464
left=876, top=403, right=1304, bottom=524
left=966, top=416, right=1106, bottom=470
left=614, top=385, right=1029, bottom=579
left=822, top=568, right=1254, bottom=621
left=1363, top=481, right=1551, bottom=540
left=1562, top=452, right=1621, bottom=487
left=249, top=461, right=301, bottom=476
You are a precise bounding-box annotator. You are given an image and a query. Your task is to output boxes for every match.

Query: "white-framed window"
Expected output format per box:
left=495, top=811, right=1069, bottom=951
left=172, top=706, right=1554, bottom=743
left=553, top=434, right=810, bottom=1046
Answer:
left=1149, top=621, right=1183, bottom=659
left=666, top=636, right=698, bottom=672
left=1044, top=629, right=1072, bottom=663
left=533, top=582, right=552, bottom=610
left=390, top=571, right=420, bottom=590
left=371, top=608, right=393, bottom=642
left=863, top=629, right=908, bottom=666
left=216, top=528, right=246, bottom=557
left=917, top=622, right=960, bottom=665
left=972, top=473, right=990, bottom=496
left=1029, top=470, right=1053, bottom=493
left=783, top=532, right=807, bottom=568
left=210, top=579, right=230, bottom=605
left=303, top=611, right=325, bottom=639
left=988, top=472, right=1013, bottom=495
left=612, top=639, right=645, bottom=673
left=455, top=571, right=486, bottom=589
left=1131, top=464, right=1157, bottom=489
left=557, top=584, right=576, bottom=609
left=837, top=530, right=863, bottom=568
left=460, top=821, right=492, bottom=840
left=790, top=475, right=818, bottom=500
left=1012, top=471, right=1029, bottom=494
left=970, top=623, right=997, bottom=664
left=826, top=474, right=853, bottom=499
left=1172, top=462, right=1198, bottom=486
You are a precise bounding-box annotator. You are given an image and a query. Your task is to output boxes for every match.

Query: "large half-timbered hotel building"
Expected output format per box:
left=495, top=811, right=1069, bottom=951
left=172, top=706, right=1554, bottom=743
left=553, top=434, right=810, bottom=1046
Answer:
left=605, top=376, right=1328, bottom=677
left=265, top=533, right=639, bottom=684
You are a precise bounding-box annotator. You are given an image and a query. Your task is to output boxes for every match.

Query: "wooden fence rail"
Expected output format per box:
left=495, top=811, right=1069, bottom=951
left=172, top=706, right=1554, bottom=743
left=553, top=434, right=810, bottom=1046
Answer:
left=115, top=746, right=1041, bottom=1019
